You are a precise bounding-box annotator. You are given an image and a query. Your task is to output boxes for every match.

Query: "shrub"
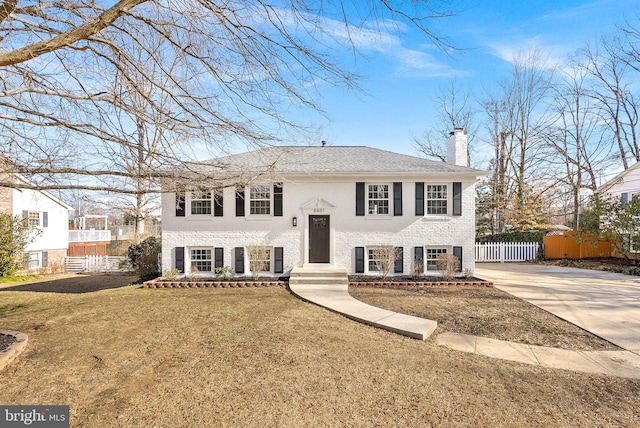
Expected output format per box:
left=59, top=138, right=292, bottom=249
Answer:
left=128, top=236, right=161, bottom=281
left=369, top=246, right=396, bottom=280
left=247, top=245, right=271, bottom=280
left=215, top=266, right=235, bottom=280
left=436, top=254, right=459, bottom=280
left=0, top=214, right=39, bottom=277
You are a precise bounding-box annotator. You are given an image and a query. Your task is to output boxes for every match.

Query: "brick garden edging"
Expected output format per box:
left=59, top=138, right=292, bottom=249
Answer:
left=0, top=330, right=28, bottom=372
left=142, top=278, right=492, bottom=289
left=141, top=278, right=287, bottom=289
left=349, top=281, right=493, bottom=288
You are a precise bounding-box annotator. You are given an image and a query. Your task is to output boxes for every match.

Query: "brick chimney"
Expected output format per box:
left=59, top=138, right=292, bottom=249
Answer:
left=446, top=128, right=468, bottom=167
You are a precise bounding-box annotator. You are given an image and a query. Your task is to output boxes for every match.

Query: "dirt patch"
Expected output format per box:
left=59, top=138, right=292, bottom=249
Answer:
left=0, top=274, right=138, bottom=294
left=0, top=277, right=638, bottom=426
left=349, top=285, right=618, bottom=351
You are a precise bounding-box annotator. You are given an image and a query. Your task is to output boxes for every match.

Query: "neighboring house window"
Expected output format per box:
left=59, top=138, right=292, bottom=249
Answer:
left=426, top=185, right=447, bottom=215
left=368, top=184, right=389, bottom=215
left=191, top=190, right=212, bottom=215
left=190, top=248, right=212, bottom=273
left=425, top=248, right=447, bottom=271
left=250, top=185, right=271, bottom=215
left=23, top=251, right=41, bottom=269
left=28, top=211, right=40, bottom=227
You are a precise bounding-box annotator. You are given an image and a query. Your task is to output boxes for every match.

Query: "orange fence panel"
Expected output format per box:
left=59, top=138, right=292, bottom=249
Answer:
left=543, top=232, right=611, bottom=259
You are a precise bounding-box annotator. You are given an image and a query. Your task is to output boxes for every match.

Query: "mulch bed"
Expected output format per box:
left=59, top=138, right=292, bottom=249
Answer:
left=348, top=275, right=492, bottom=287
left=0, top=333, right=15, bottom=353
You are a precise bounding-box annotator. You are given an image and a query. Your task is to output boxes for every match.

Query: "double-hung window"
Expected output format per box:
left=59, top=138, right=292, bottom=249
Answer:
left=28, top=211, right=40, bottom=227
left=426, top=185, right=447, bottom=215
left=368, top=184, right=389, bottom=215
left=190, top=248, right=212, bottom=273
left=250, top=185, right=271, bottom=215
left=191, top=189, right=212, bottom=215
left=425, top=248, right=447, bottom=271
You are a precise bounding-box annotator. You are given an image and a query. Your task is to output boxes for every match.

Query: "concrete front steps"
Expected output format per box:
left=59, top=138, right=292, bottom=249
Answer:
left=289, top=266, right=437, bottom=340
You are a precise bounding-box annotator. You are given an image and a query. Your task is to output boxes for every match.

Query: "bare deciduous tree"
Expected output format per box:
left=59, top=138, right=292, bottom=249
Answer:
left=0, top=0, right=456, bottom=202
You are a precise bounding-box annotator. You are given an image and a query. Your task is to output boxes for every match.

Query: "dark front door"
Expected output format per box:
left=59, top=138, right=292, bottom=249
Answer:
left=309, top=215, right=330, bottom=263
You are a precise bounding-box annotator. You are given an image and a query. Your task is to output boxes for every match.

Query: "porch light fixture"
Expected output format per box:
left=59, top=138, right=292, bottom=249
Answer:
left=292, top=217, right=297, bottom=227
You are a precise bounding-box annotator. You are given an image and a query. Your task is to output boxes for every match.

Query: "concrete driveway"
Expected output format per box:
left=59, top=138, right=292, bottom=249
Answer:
left=475, top=263, right=640, bottom=354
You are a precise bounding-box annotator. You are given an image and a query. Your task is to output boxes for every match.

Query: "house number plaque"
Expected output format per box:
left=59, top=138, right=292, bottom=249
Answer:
left=313, top=208, right=325, bottom=213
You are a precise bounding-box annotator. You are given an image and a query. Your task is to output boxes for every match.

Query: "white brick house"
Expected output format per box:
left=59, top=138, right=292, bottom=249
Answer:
left=161, top=129, right=486, bottom=277
left=0, top=174, right=73, bottom=270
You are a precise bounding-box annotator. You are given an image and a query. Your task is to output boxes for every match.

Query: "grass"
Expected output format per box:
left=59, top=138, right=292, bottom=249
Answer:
left=0, top=276, right=638, bottom=427
left=0, top=274, right=42, bottom=284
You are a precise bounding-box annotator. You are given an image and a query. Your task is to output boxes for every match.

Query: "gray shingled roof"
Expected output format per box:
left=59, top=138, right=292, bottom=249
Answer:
left=191, top=146, right=485, bottom=176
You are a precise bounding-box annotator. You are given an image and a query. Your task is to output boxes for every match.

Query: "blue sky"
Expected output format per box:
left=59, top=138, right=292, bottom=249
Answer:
left=303, top=0, right=639, bottom=163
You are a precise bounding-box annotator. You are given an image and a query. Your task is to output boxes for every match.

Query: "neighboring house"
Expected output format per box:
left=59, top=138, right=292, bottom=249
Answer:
left=597, top=161, right=640, bottom=205
left=161, top=129, right=487, bottom=277
left=0, top=174, right=73, bottom=270
left=596, top=161, right=640, bottom=255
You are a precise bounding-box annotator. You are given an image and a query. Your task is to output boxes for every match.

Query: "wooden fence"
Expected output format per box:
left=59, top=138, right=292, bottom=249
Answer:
left=475, top=242, right=540, bottom=263
left=543, top=232, right=612, bottom=259
left=65, top=256, right=132, bottom=273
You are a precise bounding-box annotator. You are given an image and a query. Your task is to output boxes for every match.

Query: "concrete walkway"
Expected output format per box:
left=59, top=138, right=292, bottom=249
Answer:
left=289, top=281, right=437, bottom=340
left=290, top=264, right=640, bottom=378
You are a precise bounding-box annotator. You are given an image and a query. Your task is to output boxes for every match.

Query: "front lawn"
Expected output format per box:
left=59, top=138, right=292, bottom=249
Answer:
left=0, top=279, right=638, bottom=426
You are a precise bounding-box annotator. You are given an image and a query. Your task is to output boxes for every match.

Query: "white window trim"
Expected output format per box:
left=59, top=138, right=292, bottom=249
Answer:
left=424, top=247, right=449, bottom=272
left=189, top=247, right=213, bottom=274
left=27, top=211, right=41, bottom=227
left=425, top=184, right=449, bottom=216
left=188, top=188, right=213, bottom=217
left=248, top=184, right=273, bottom=216
left=366, top=183, right=391, bottom=217
left=248, top=246, right=272, bottom=274
left=23, top=251, right=42, bottom=270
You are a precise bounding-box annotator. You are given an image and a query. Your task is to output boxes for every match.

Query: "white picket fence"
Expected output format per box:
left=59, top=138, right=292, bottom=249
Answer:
left=475, top=242, right=540, bottom=263
left=65, top=256, right=132, bottom=273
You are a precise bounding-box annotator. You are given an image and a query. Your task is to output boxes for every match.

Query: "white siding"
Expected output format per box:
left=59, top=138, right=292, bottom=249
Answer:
left=12, top=188, right=70, bottom=253
left=162, top=175, right=478, bottom=276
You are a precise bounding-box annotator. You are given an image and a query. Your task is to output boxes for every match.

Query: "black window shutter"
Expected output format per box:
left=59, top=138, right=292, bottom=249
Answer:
left=415, top=182, right=424, bottom=216
left=356, top=182, right=365, bottom=216
left=175, top=247, right=185, bottom=272
left=234, top=247, right=245, bottom=273
left=236, top=187, right=245, bottom=217
left=274, top=183, right=283, bottom=217
left=214, top=247, right=224, bottom=269
left=394, top=247, right=403, bottom=273
left=393, top=182, right=403, bottom=216
left=214, top=190, right=223, bottom=217
left=453, top=246, right=463, bottom=272
left=42, top=251, right=49, bottom=268
left=453, top=182, right=462, bottom=216
left=355, top=247, right=365, bottom=273
left=42, top=211, right=48, bottom=227
left=175, top=192, right=185, bottom=217
left=274, top=247, right=284, bottom=273
left=414, top=247, right=424, bottom=265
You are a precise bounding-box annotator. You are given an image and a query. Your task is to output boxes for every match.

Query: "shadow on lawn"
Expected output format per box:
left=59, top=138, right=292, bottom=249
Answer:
left=0, top=274, right=138, bottom=294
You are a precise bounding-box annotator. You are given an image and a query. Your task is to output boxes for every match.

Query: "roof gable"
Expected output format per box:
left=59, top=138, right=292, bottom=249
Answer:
left=597, top=161, right=640, bottom=193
